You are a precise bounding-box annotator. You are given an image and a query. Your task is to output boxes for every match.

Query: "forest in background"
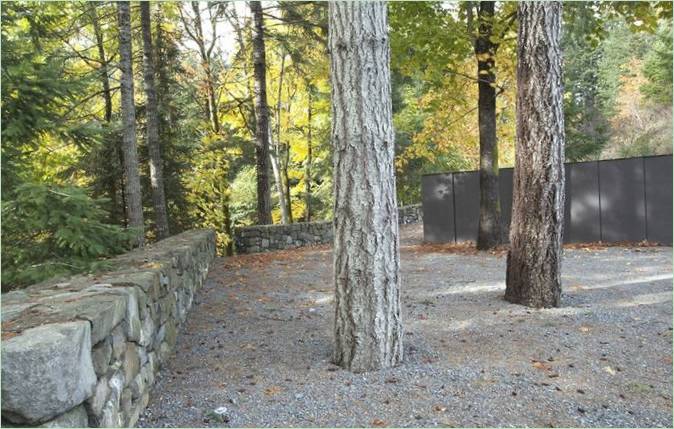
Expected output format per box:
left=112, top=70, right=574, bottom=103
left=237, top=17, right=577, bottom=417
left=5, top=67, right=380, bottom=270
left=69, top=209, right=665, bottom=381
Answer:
left=1, top=1, right=672, bottom=289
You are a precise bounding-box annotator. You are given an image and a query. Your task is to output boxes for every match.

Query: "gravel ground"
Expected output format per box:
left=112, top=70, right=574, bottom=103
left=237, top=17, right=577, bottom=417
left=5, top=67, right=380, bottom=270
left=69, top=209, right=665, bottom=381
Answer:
left=139, top=225, right=673, bottom=428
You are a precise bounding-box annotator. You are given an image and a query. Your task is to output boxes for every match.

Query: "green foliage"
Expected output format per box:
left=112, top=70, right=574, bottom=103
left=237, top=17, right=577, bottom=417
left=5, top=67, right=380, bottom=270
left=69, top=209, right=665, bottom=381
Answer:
left=562, top=7, right=672, bottom=161
left=1, top=183, right=133, bottom=290
left=562, top=2, right=611, bottom=161
left=1, top=2, right=100, bottom=193
left=641, top=21, right=673, bottom=105
left=184, top=130, right=244, bottom=255
left=2, top=0, right=672, bottom=289
left=230, top=166, right=259, bottom=227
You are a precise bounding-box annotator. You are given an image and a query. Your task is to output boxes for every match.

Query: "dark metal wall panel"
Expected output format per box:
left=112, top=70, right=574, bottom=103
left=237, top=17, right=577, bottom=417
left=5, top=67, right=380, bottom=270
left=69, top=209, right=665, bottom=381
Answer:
left=599, top=158, right=646, bottom=242
left=566, top=162, right=601, bottom=243
left=563, top=164, right=572, bottom=242
left=421, top=155, right=672, bottom=245
left=453, top=171, right=480, bottom=242
left=421, top=174, right=455, bottom=243
left=498, top=168, right=514, bottom=240
left=645, top=156, right=673, bottom=245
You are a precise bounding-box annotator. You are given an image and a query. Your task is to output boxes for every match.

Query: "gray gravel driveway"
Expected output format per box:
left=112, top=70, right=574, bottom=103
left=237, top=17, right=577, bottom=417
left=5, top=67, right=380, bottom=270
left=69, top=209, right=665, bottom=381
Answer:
left=139, top=225, right=673, bottom=428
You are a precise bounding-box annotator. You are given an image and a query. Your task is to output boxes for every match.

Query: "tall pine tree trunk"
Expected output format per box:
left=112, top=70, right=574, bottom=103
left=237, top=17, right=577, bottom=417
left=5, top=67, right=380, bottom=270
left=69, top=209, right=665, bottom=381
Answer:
left=505, top=1, right=565, bottom=308
left=475, top=1, right=502, bottom=250
left=304, top=88, right=313, bottom=223
left=117, top=0, right=145, bottom=247
left=329, top=1, right=403, bottom=373
left=250, top=0, right=272, bottom=225
left=141, top=1, right=170, bottom=240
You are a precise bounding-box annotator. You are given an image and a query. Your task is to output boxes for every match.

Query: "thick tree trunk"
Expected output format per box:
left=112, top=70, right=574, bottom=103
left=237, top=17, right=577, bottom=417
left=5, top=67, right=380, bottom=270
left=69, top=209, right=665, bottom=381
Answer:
left=141, top=2, right=170, bottom=240
left=304, top=88, right=313, bottom=223
left=116, top=1, right=145, bottom=247
left=250, top=0, right=273, bottom=225
left=505, top=1, right=565, bottom=308
left=329, top=1, right=403, bottom=372
left=475, top=1, right=502, bottom=250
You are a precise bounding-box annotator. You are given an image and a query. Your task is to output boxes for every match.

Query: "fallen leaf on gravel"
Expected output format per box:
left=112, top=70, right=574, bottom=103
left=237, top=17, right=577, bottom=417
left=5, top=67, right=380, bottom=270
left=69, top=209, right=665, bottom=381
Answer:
left=603, top=366, right=616, bottom=375
left=371, top=418, right=387, bottom=427
left=1, top=331, right=19, bottom=340
left=532, top=360, right=552, bottom=371
left=264, top=385, right=283, bottom=396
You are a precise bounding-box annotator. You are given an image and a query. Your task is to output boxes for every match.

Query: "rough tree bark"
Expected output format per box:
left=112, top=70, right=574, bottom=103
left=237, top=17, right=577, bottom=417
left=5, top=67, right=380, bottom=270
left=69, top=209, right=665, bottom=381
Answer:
left=329, top=1, right=403, bottom=372
left=116, top=1, right=145, bottom=247
left=141, top=1, right=170, bottom=239
left=250, top=0, right=273, bottom=225
left=474, top=1, right=502, bottom=250
left=505, top=1, right=565, bottom=308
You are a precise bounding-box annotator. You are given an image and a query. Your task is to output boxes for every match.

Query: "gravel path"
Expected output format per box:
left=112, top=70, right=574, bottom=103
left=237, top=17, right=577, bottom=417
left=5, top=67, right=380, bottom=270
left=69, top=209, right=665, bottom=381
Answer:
left=139, top=225, right=673, bottom=428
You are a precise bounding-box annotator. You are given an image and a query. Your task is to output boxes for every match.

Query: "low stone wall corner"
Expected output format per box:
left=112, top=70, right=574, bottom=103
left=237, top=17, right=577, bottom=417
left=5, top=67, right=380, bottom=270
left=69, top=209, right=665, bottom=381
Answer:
left=1, top=229, right=216, bottom=428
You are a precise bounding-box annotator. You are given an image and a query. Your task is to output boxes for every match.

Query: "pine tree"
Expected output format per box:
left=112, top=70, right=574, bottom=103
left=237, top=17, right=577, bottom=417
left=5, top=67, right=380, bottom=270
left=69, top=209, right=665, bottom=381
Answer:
left=505, top=1, right=565, bottom=308
left=329, top=1, right=403, bottom=372
left=116, top=0, right=145, bottom=247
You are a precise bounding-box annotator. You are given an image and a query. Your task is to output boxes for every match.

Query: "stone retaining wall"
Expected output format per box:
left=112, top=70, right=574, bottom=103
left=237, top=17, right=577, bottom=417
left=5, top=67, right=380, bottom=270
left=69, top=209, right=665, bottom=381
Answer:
left=234, top=204, right=422, bottom=254
left=1, top=229, right=216, bottom=428
left=398, top=204, right=423, bottom=225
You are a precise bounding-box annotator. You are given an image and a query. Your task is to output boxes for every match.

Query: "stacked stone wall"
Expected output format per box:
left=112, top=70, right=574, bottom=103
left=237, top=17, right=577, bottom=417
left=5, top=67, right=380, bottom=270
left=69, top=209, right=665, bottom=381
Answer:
left=234, top=204, right=422, bottom=254
left=1, top=229, right=216, bottom=427
left=398, top=204, right=423, bottom=225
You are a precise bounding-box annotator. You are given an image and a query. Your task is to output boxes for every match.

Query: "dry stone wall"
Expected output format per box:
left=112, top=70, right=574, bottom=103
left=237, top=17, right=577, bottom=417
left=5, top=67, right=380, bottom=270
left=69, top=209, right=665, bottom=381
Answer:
left=1, top=229, right=216, bottom=428
left=234, top=204, right=422, bottom=254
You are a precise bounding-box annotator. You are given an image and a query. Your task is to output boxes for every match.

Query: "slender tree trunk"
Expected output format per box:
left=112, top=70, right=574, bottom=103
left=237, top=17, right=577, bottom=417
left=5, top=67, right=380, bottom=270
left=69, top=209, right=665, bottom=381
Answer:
left=329, top=1, right=403, bottom=373
left=269, top=145, right=289, bottom=224
left=190, top=2, right=220, bottom=134
left=273, top=50, right=291, bottom=224
left=221, top=183, right=234, bottom=256
left=505, top=1, right=565, bottom=308
left=250, top=0, right=272, bottom=225
left=226, top=6, right=257, bottom=137
left=89, top=2, right=124, bottom=226
left=282, top=80, right=296, bottom=224
left=283, top=141, right=292, bottom=223
left=304, top=88, right=313, bottom=223
left=90, top=3, right=113, bottom=123
left=475, top=1, right=502, bottom=250
left=116, top=1, right=145, bottom=247
left=140, top=2, right=170, bottom=240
